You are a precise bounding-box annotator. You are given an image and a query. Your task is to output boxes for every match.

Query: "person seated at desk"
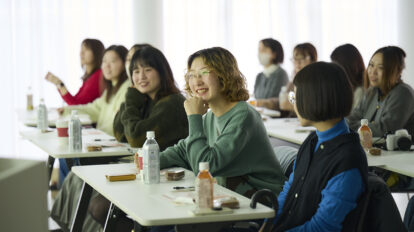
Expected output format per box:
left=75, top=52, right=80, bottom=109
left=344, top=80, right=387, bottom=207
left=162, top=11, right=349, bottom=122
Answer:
left=45, top=38, right=106, bottom=105
left=254, top=38, right=289, bottom=110
left=264, top=62, right=368, bottom=232
left=278, top=43, right=317, bottom=116
left=87, top=45, right=190, bottom=229
left=347, top=46, right=414, bottom=137
left=331, top=43, right=366, bottom=110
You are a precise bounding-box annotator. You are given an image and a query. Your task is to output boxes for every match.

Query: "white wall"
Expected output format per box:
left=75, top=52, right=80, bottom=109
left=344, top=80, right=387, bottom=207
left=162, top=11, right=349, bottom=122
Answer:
left=398, top=0, right=414, bottom=87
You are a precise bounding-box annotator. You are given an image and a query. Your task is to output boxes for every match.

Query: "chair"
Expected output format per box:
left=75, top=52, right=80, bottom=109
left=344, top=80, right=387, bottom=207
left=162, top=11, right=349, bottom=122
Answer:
left=273, top=146, right=297, bottom=178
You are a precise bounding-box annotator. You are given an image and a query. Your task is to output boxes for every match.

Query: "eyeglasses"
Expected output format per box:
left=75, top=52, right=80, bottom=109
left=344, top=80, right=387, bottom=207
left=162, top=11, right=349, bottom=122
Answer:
left=288, top=91, right=295, bottom=105
left=185, top=69, right=211, bottom=80
left=290, top=56, right=310, bottom=64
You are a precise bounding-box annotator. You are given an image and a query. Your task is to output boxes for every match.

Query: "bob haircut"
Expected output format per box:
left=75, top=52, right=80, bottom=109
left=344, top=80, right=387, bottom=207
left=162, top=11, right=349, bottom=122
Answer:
left=260, top=38, right=284, bottom=64
left=103, top=45, right=128, bottom=103
left=127, top=43, right=152, bottom=84
left=293, top=62, right=353, bottom=121
left=330, top=43, right=365, bottom=90
left=130, top=46, right=180, bottom=100
left=186, top=47, right=249, bottom=102
left=294, top=43, right=318, bottom=62
left=364, top=46, right=406, bottom=96
left=81, top=38, right=105, bottom=81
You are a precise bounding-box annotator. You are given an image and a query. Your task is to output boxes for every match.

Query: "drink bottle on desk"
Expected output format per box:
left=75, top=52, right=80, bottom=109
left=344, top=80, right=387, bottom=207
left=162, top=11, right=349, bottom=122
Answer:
left=27, top=86, right=33, bottom=111
left=68, top=110, right=82, bottom=152
left=37, top=98, right=48, bottom=132
left=358, top=119, right=372, bottom=150
left=143, top=131, right=160, bottom=184
left=279, top=86, right=288, bottom=104
left=195, top=162, right=214, bottom=209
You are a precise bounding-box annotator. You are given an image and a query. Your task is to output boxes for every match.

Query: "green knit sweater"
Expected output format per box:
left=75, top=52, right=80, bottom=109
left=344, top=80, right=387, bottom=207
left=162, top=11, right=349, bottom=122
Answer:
left=160, top=101, right=285, bottom=197
left=113, top=87, right=188, bottom=150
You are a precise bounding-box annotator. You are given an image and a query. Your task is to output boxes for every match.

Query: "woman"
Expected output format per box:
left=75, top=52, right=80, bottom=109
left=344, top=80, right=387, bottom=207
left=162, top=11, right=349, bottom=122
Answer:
left=279, top=43, right=317, bottom=113
left=45, top=38, right=105, bottom=105
left=55, top=45, right=129, bottom=192
left=347, top=46, right=414, bottom=137
left=87, top=45, right=190, bottom=229
left=331, top=43, right=365, bottom=109
left=267, top=62, right=368, bottom=231
left=255, top=38, right=289, bottom=110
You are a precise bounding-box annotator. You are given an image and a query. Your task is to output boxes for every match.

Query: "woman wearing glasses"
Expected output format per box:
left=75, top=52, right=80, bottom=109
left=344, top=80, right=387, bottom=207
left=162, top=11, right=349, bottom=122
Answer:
left=264, top=62, right=368, bottom=231
left=254, top=38, right=289, bottom=110
left=278, top=43, right=317, bottom=114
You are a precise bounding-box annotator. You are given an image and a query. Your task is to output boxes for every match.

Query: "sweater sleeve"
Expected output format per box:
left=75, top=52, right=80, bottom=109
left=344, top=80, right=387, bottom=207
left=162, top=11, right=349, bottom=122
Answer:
left=159, top=138, right=192, bottom=170
left=113, top=102, right=127, bottom=143
left=177, top=112, right=254, bottom=175
left=61, top=69, right=103, bottom=105
left=346, top=96, right=366, bottom=131
left=64, top=91, right=106, bottom=122
left=286, top=169, right=364, bottom=232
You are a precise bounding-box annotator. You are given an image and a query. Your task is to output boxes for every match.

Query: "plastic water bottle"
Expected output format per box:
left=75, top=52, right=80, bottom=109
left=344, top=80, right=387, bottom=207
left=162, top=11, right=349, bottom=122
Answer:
left=37, top=98, right=48, bottom=132
left=68, top=110, right=82, bottom=152
left=195, top=162, right=214, bottom=209
left=143, top=131, right=160, bottom=184
left=279, top=86, right=288, bottom=103
left=27, top=86, right=33, bottom=111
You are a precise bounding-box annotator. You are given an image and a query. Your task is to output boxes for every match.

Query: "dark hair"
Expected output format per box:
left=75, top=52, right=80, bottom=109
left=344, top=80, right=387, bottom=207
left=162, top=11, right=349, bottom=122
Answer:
left=186, top=47, right=249, bottom=102
left=127, top=43, right=152, bottom=84
left=330, top=44, right=365, bottom=90
left=260, top=38, right=284, bottom=64
left=130, top=46, right=180, bottom=100
left=293, top=62, right=353, bottom=121
left=364, top=46, right=406, bottom=95
left=81, top=38, right=105, bottom=81
left=294, top=43, right=318, bottom=62
left=103, top=45, right=128, bottom=103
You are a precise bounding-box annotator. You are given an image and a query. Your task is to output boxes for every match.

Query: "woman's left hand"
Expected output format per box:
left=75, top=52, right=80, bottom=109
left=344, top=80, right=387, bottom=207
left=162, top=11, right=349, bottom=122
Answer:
left=184, top=97, right=209, bottom=115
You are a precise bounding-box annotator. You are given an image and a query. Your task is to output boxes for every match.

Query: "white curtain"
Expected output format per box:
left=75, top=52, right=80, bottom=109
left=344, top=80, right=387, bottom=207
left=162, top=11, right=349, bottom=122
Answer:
left=0, top=0, right=405, bottom=158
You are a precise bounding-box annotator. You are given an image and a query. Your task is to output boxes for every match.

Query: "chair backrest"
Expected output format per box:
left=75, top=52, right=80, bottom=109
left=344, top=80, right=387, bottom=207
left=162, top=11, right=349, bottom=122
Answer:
left=343, top=172, right=407, bottom=232
left=273, top=146, right=297, bottom=178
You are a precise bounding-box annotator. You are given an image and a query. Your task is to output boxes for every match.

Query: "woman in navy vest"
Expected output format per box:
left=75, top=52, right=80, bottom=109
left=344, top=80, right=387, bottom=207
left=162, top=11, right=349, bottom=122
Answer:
left=267, top=62, right=368, bottom=231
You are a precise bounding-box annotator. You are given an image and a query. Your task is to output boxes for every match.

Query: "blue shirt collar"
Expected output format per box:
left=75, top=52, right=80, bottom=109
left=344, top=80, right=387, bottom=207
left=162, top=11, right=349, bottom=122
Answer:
left=315, top=118, right=350, bottom=148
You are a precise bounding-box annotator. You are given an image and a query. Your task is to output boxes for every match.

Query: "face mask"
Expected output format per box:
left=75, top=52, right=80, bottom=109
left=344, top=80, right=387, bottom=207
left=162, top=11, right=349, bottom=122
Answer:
left=258, top=52, right=272, bottom=66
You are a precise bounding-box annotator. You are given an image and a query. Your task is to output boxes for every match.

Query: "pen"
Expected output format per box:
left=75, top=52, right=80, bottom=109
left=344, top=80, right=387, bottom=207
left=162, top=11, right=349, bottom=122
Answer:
left=94, top=139, right=116, bottom=141
left=173, top=186, right=195, bottom=190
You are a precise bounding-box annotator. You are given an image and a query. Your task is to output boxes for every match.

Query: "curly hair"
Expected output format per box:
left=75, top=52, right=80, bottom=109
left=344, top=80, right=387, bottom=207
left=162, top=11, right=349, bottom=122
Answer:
left=185, top=47, right=249, bottom=102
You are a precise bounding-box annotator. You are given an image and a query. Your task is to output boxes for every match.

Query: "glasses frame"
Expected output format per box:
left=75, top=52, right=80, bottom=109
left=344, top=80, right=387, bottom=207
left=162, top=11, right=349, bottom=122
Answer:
left=288, top=91, right=295, bottom=105
left=185, top=69, right=212, bottom=81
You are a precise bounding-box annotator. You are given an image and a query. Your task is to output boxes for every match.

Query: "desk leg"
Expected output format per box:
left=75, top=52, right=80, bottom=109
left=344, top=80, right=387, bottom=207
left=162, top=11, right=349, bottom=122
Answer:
left=103, top=202, right=117, bottom=232
left=70, top=181, right=92, bottom=232
left=47, top=156, right=55, bottom=182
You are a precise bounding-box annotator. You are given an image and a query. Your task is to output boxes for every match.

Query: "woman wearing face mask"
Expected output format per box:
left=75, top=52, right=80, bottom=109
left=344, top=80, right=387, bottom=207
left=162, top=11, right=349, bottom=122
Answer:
left=254, top=38, right=289, bottom=110
left=45, top=38, right=105, bottom=105
left=347, top=46, right=414, bottom=137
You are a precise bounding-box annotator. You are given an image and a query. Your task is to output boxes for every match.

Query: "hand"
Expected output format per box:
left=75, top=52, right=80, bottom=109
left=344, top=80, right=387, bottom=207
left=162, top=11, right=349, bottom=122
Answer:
left=57, top=107, right=64, bottom=115
left=45, top=72, right=61, bottom=86
left=184, top=97, right=209, bottom=115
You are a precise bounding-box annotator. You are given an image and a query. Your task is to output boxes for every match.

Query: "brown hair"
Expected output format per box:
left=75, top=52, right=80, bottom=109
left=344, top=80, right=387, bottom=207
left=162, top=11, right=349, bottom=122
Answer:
left=103, top=45, right=128, bottom=103
left=294, top=43, right=318, bottom=62
left=330, top=43, right=365, bottom=90
left=364, top=46, right=406, bottom=96
left=81, top=38, right=105, bottom=81
left=260, top=38, right=284, bottom=64
left=130, top=46, right=180, bottom=101
left=186, top=47, right=249, bottom=102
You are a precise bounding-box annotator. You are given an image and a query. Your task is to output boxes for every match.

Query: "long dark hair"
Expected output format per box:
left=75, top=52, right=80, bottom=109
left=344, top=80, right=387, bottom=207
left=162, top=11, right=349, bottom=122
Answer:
left=103, top=45, right=128, bottom=103
left=81, top=38, right=105, bottom=81
left=130, top=46, right=180, bottom=101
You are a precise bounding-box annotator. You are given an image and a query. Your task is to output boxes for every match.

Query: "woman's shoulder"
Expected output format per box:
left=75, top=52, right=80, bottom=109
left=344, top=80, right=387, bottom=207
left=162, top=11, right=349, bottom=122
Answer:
left=158, top=93, right=186, bottom=104
left=392, top=82, right=414, bottom=97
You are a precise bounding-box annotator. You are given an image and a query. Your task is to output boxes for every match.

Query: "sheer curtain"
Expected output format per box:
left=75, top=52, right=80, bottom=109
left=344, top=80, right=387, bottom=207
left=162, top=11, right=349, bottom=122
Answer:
left=0, top=0, right=406, bottom=158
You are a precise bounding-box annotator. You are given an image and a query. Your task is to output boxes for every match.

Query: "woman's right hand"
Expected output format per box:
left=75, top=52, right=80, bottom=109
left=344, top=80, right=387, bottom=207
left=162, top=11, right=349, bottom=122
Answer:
left=45, top=72, right=61, bottom=86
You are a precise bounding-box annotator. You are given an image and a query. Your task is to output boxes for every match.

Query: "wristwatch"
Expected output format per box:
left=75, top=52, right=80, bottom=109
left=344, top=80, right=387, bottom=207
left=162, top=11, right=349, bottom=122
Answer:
left=58, top=82, right=65, bottom=88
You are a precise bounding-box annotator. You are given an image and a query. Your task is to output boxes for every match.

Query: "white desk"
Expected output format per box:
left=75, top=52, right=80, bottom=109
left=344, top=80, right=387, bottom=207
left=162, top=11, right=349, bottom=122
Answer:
left=264, top=118, right=414, bottom=178
left=17, top=108, right=93, bottom=127
left=72, top=163, right=274, bottom=228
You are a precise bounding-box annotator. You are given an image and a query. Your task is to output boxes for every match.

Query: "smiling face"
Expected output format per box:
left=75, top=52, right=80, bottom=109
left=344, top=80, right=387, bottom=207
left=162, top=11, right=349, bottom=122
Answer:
left=187, top=57, right=222, bottom=103
left=101, top=50, right=124, bottom=81
left=367, top=53, right=384, bottom=88
left=132, top=63, right=161, bottom=99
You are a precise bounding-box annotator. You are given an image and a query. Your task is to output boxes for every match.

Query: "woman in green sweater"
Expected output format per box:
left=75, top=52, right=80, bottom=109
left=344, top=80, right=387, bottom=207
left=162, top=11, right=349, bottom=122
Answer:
left=160, top=47, right=285, bottom=198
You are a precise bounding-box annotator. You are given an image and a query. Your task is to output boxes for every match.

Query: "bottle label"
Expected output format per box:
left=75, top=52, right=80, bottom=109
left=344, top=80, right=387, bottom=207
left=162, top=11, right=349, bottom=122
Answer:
left=195, top=178, right=213, bottom=208
left=143, top=143, right=160, bottom=184
left=359, top=130, right=372, bottom=149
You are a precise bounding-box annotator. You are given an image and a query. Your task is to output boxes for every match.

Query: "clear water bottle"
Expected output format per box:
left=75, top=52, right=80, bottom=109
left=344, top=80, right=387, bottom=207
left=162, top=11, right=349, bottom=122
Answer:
left=143, top=131, right=160, bottom=184
left=279, top=86, right=288, bottom=103
left=27, top=86, right=33, bottom=111
left=68, top=110, right=82, bottom=152
left=37, top=98, right=48, bottom=132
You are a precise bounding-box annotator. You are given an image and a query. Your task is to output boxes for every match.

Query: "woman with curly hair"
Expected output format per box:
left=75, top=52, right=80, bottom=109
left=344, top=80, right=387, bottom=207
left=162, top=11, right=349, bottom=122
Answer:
left=160, top=47, right=285, bottom=198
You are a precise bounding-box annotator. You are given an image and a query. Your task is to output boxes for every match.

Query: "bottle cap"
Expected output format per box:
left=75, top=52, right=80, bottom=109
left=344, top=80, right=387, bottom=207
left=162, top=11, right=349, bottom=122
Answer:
left=361, top=119, right=368, bottom=125
left=199, top=162, right=209, bottom=171
left=146, top=131, right=155, bottom=138
left=71, top=110, right=78, bottom=116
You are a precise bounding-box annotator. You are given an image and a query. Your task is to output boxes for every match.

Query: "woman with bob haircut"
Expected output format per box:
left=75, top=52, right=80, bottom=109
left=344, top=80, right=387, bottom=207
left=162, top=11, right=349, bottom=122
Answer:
left=46, top=38, right=106, bottom=105
left=265, top=62, right=368, bottom=231
left=279, top=42, right=318, bottom=114
left=330, top=43, right=365, bottom=109
left=255, top=38, right=289, bottom=110
left=347, top=46, right=414, bottom=137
